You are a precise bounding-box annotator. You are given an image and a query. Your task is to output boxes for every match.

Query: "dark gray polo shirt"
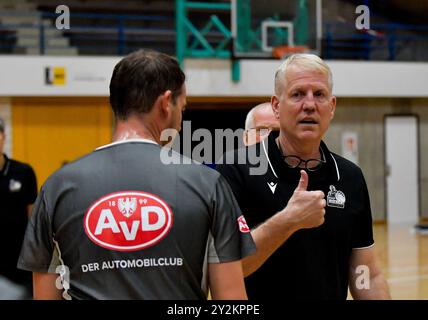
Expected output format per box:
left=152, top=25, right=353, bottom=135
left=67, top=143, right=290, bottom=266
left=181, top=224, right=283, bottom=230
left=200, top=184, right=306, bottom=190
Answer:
left=18, top=139, right=255, bottom=300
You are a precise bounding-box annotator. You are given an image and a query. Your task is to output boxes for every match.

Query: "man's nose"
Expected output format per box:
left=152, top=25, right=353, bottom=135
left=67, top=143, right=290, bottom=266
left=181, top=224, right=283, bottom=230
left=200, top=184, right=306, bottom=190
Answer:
left=302, top=91, right=315, bottom=111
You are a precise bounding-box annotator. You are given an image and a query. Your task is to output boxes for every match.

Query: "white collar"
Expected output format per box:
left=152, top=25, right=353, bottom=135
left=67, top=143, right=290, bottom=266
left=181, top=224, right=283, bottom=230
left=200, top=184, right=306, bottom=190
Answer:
left=95, top=138, right=158, bottom=151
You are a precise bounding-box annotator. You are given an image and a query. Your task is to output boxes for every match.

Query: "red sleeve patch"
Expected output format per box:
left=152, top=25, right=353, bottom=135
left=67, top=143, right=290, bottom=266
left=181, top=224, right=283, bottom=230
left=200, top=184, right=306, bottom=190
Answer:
left=237, top=215, right=250, bottom=233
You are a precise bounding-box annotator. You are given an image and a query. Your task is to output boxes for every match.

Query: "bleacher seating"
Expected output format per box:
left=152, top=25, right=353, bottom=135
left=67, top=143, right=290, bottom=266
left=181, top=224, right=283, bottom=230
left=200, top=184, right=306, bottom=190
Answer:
left=0, top=0, right=427, bottom=61
left=32, top=0, right=176, bottom=56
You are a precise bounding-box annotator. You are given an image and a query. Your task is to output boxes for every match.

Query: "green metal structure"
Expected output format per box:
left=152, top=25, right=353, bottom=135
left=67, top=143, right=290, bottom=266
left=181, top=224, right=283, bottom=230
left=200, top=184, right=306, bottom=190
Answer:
left=295, top=0, right=309, bottom=45
left=175, top=0, right=310, bottom=82
left=175, top=1, right=232, bottom=60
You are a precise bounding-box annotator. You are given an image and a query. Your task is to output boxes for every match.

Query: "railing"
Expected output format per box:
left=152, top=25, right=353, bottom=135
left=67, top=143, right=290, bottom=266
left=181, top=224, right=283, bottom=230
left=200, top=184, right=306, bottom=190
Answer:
left=0, top=10, right=174, bottom=55
left=324, top=22, right=428, bottom=61
left=1, top=9, right=428, bottom=64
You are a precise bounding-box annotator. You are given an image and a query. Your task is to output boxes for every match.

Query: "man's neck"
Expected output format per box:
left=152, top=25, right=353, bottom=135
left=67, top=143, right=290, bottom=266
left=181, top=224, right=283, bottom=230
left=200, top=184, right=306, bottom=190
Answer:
left=112, top=116, right=161, bottom=145
left=277, top=133, right=321, bottom=160
left=0, top=154, right=5, bottom=171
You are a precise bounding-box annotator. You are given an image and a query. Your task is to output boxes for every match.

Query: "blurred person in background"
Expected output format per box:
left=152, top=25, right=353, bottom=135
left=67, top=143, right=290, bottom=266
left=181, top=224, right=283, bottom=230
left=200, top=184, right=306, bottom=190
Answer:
left=0, top=117, right=37, bottom=298
left=243, top=102, right=280, bottom=146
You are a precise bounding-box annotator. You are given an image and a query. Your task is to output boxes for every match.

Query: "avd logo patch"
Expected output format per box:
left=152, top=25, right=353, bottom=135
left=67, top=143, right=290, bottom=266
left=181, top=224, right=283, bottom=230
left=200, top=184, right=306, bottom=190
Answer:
left=84, top=191, right=173, bottom=251
left=237, top=215, right=250, bottom=233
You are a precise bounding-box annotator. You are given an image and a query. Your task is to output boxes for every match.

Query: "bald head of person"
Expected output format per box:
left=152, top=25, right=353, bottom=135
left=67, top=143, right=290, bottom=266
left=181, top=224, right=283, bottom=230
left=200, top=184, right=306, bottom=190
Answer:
left=243, top=102, right=280, bottom=146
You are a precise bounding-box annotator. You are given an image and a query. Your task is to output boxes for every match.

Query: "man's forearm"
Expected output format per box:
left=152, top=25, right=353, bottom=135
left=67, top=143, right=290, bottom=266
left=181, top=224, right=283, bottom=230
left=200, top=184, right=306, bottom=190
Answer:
left=351, top=273, right=391, bottom=300
left=242, top=213, right=298, bottom=277
left=33, top=272, right=63, bottom=300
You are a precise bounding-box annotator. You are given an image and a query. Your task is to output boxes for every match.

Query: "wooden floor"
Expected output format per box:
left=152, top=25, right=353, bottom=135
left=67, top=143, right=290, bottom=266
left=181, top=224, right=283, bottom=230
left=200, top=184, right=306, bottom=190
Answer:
left=371, top=223, right=428, bottom=300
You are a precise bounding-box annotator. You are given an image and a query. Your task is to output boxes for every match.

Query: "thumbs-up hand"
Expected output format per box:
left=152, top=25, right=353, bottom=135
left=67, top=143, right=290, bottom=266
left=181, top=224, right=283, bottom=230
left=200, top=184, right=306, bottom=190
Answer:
left=282, top=170, right=326, bottom=230
left=295, top=169, right=309, bottom=191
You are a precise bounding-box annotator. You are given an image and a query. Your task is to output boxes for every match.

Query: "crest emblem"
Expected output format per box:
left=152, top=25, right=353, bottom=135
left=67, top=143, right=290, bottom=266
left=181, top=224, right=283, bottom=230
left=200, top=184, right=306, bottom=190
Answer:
left=327, top=185, right=346, bottom=209
left=118, top=197, right=137, bottom=218
left=9, top=179, right=22, bottom=192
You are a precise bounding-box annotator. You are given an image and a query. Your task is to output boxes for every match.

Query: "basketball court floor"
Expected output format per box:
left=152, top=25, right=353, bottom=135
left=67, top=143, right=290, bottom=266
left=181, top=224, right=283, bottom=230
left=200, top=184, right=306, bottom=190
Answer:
left=359, top=224, right=428, bottom=299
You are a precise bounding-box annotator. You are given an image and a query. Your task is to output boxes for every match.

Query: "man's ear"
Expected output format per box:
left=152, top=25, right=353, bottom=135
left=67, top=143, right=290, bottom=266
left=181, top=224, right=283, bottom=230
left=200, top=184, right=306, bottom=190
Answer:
left=330, top=95, right=337, bottom=120
left=271, top=95, right=280, bottom=119
left=159, top=90, right=173, bottom=116
left=243, top=130, right=249, bottom=146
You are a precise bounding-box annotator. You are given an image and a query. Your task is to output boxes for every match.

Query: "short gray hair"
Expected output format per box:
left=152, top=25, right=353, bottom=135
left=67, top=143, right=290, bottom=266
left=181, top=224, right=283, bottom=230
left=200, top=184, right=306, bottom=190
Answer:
left=244, top=102, right=272, bottom=130
left=274, top=53, right=333, bottom=96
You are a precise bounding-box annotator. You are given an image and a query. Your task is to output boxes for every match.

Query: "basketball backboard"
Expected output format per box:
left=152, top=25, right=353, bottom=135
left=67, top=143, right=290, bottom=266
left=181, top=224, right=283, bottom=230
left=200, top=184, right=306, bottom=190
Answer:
left=231, top=0, right=322, bottom=58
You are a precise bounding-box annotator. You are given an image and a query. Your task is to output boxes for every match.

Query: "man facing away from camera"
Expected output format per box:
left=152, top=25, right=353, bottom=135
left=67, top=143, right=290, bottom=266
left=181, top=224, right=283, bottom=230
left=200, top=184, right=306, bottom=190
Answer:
left=18, top=49, right=255, bottom=300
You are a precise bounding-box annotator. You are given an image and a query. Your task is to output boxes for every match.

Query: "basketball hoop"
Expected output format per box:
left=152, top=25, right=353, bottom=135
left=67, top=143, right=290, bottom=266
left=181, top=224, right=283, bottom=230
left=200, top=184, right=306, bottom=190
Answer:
left=272, top=45, right=309, bottom=59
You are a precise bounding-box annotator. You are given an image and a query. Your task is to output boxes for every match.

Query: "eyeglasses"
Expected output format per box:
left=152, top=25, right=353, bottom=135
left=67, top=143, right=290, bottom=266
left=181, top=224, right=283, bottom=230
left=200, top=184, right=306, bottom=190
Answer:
left=279, top=143, right=326, bottom=172
left=283, top=155, right=326, bottom=171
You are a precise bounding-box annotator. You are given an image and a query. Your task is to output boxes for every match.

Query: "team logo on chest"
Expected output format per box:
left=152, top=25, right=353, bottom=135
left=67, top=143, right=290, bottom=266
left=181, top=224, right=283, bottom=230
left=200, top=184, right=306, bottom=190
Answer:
left=327, top=185, right=346, bottom=209
left=9, top=179, right=22, bottom=192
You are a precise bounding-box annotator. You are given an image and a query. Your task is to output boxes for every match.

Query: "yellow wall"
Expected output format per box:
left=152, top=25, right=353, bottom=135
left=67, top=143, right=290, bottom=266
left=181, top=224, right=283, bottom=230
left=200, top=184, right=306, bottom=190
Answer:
left=12, top=97, right=112, bottom=188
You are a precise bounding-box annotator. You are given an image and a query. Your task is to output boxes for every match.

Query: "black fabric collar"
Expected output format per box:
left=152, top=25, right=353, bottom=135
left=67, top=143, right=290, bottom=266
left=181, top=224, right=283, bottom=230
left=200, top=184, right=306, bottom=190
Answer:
left=262, top=132, right=340, bottom=186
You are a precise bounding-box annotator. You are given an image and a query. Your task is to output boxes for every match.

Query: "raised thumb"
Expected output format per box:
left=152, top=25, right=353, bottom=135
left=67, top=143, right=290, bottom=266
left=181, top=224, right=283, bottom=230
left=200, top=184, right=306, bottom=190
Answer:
left=295, top=170, right=308, bottom=191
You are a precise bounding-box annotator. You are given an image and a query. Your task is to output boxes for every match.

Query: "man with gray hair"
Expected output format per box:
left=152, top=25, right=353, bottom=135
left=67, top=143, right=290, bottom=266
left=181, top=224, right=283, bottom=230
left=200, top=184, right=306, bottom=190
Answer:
left=243, top=102, right=279, bottom=146
left=217, top=53, right=390, bottom=300
left=0, top=117, right=37, bottom=298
